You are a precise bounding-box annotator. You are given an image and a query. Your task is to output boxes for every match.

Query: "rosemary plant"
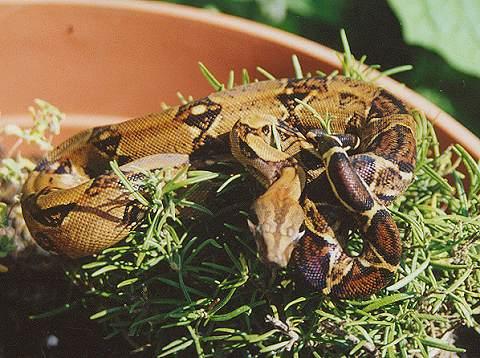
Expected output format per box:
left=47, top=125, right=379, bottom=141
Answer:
left=63, top=31, right=479, bottom=357
left=2, top=31, right=478, bottom=356
left=0, top=99, right=65, bottom=265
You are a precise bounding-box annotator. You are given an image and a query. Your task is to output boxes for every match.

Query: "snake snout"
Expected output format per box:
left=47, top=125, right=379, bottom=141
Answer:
left=248, top=207, right=305, bottom=268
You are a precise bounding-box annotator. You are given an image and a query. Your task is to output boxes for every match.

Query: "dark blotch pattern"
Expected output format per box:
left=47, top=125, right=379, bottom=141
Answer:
left=398, top=161, right=415, bottom=173
left=298, top=150, right=324, bottom=172
left=89, top=127, right=122, bottom=158
left=239, top=139, right=259, bottom=160
left=87, top=127, right=132, bottom=172
left=331, top=263, right=393, bottom=298
left=366, top=209, right=401, bottom=266
left=304, top=173, right=338, bottom=205
left=293, top=230, right=395, bottom=298
left=277, top=78, right=328, bottom=127
left=190, top=134, right=229, bottom=159
left=176, top=98, right=222, bottom=150
left=327, top=152, right=374, bottom=212
left=24, top=193, right=77, bottom=228
left=376, top=193, right=395, bottom=205
left=53, top=159, right=72, bottom=174
left=85, top=174, right=121, bottom=197
left=24, top=75, right=414, bottom=299
left=276, top=92, right=308, bottom=127
left=338, top=92, right=359, bottom=107
left=367, top=89, right=408, bottom=120
left=345, top=112, right=364, bottom=135
left=177, top=98, right=222, bottom=130
left=293, top=234, right=331, bottom=291
left=334, top=133, right=359, bottom=149
left=35, top=158, right=51, bottom=172
left=367, top=125, right=416, bottom=173
left=351, top=154, right=377, bottom=186
left=121, top=201, right=146, bottom=226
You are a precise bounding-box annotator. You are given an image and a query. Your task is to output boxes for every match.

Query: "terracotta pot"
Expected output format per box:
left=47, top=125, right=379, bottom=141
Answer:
left=1, top=0, right=479, bottom=159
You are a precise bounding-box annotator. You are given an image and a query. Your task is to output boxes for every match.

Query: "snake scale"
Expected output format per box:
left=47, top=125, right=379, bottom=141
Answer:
left=21, top=76, right=416, bottom=298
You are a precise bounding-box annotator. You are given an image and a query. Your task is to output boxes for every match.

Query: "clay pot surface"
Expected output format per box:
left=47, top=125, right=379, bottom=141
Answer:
left=1, top=0, right=479, bottom=158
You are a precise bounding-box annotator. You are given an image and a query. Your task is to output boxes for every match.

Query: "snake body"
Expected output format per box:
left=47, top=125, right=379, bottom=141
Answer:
left=21, top=76, right=416, bottom=298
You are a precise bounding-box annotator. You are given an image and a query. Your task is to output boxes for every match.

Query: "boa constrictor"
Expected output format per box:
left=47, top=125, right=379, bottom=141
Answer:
left=21, top=76, right=416, bottom=298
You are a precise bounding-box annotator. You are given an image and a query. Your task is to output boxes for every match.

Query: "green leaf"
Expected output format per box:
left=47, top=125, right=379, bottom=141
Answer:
left=388, top=0, right=480, bottom=77
left=258, top=0, right=288, bottom=23
left=158, top=338, right=193, bottom=357
left=0, top=203, right=8, bottom=228
left=362, top=293, right=414, bottom=312
left=387, top=256, right=430, bottom=291
left=89, top=307, right=124, bottom=320
left=419, top=336, right=466, bottom=353
left=0, top=236, right=15, bottom=258
left=210, top=305, right=252, bottom=321
left=91, top=265, right=118, bottom=277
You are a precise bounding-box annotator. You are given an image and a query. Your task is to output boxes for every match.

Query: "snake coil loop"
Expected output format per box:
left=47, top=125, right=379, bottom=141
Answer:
left=21, top=76, right=416, bottom=298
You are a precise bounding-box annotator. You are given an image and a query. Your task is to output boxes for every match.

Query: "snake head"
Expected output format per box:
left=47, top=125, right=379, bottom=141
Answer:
left=248, top=172, right=306, bottom=267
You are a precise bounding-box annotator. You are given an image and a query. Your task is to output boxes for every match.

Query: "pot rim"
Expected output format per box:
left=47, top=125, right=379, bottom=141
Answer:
left=4, top=0, right=479, bottom=158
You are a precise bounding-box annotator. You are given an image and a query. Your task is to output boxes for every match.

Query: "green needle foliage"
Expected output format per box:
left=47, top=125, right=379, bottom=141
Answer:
left=61, top=32, right=480, bottom=356
left=0, top=31, right=473, bottom=356
left=0, top=99, right=65, bottom=266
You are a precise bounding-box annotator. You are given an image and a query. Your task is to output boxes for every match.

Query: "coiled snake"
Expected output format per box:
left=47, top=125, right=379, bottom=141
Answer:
left=21, top=76, right=416, bottom=298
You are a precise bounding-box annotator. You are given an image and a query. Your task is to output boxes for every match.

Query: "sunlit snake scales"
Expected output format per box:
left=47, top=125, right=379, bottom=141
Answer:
left=21, top=76, right=416, bottom=298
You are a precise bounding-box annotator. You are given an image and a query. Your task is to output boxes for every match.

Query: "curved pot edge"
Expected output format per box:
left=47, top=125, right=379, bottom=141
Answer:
left=4, top=0, right=479, bottom=158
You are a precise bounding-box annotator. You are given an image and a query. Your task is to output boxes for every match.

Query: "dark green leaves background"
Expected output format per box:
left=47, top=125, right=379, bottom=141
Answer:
left=166, top=0, right=480, bottom=136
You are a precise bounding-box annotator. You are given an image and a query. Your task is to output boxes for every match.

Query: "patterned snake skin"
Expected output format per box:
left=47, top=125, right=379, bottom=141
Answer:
left=21, top=76, right=416, bottom=298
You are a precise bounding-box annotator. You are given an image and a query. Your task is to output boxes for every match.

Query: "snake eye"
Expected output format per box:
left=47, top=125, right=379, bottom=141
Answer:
left=261, top=125, right=270, bottom=135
